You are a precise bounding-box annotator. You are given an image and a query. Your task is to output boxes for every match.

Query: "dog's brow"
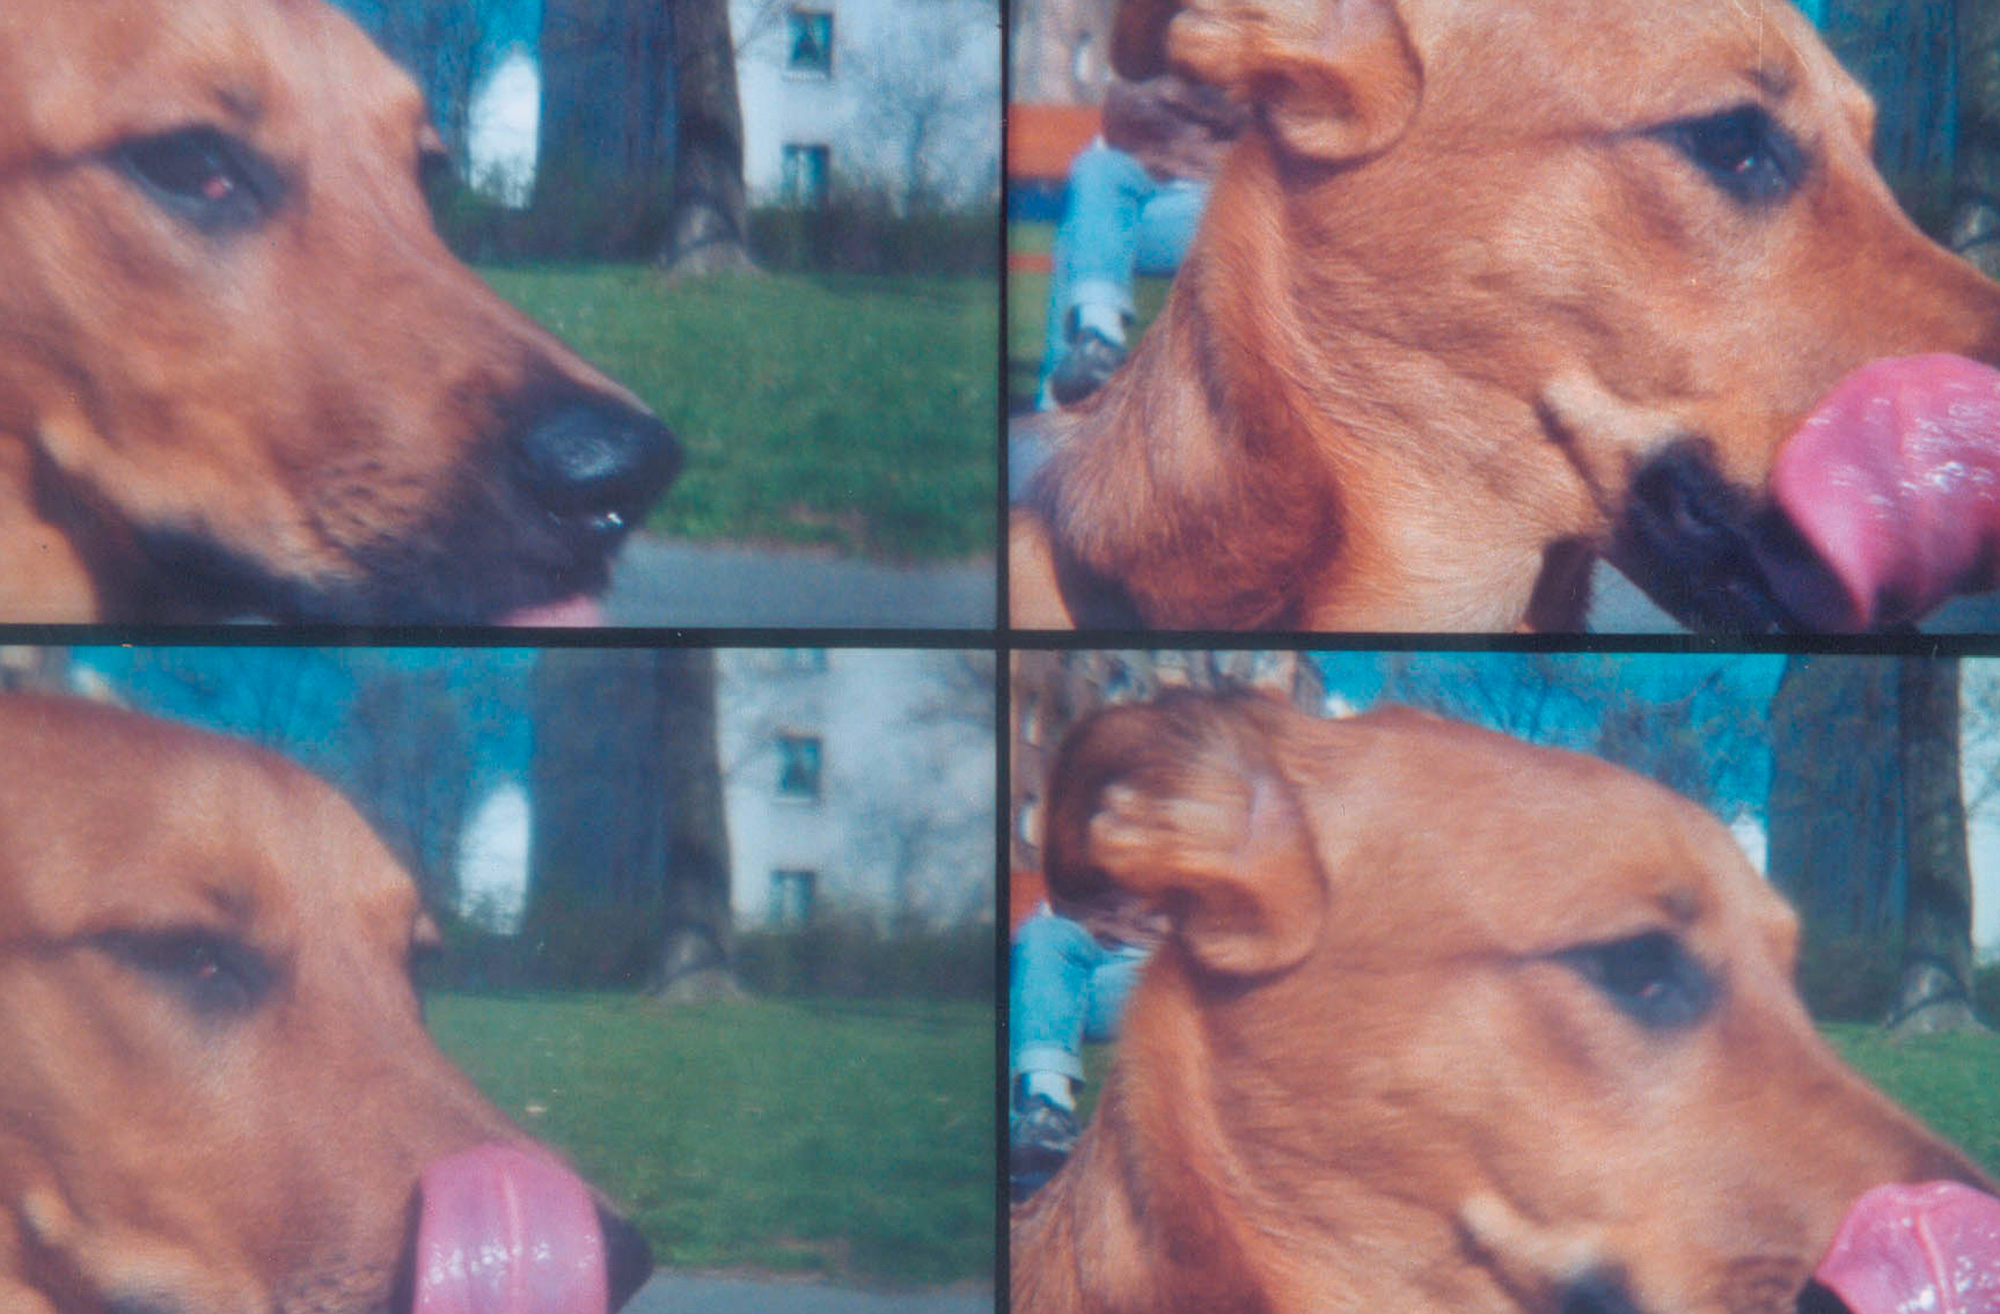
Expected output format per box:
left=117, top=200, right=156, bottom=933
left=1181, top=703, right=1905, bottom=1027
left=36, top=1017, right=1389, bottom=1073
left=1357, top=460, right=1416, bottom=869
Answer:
left=1655, top=885, right=1704, bottom=926
left=1745, top=62, right=1795, bottom=101
left=212, top=82, right=266, bottom=126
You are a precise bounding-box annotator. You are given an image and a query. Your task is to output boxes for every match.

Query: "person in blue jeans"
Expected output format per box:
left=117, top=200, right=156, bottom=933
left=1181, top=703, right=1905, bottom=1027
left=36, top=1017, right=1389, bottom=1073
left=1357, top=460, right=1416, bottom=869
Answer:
left=1038, top=76, right=1244, bottom=409
left=1008, top=908, right=1158, bottom=1198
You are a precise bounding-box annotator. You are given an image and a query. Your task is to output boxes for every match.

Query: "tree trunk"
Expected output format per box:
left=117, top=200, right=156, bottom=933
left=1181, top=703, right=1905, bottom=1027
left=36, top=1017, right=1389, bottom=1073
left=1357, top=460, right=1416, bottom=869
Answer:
left=653, top=648, right=741, bottom=1001
left=1821, top=0, right=1956, bottom=213
left=660, top=0, right=756, bottom=275
left=1955, top=0, right=2000, bottom=275
left=1764, top=656, right=1904, bottom=940
left=537, top=0, right=673, bottom=191
left=1890, top=658, right=1984, bottom=1035
left=374, top=0, right=488, bottom=173
left=524, top=649, right=738, bottom=994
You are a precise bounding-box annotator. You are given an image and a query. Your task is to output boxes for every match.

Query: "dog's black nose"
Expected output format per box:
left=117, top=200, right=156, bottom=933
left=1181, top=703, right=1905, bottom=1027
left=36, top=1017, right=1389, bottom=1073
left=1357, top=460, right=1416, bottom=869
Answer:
left=600, top=1204, right=655, bottom=1309
left=511, top=394, right=682, bottom=536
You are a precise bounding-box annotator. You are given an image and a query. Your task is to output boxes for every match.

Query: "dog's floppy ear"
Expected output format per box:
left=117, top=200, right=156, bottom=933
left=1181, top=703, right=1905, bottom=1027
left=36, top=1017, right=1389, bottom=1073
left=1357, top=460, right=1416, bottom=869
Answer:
left=1111, top=0, right=1183, bottom=79
left=1043, top=693, right=1326, bottom=976
left=1137, top=0, right=1422, bottom=164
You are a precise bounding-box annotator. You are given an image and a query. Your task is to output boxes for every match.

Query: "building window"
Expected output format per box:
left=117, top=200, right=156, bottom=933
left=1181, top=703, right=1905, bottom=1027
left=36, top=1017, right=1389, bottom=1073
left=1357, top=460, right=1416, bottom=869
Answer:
left=786, top=9, right=833, bottom=76
left=770, top=869, right=817, bottom=926
left=781, top=143, right=830, bottom=207
left=776, top=733, right=823, bottom=799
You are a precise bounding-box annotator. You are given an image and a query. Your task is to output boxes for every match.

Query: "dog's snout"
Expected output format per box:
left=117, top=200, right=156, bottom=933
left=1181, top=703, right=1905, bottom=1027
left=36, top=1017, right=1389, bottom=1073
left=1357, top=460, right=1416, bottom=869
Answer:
left=600, top=1203, right=655, bottom=1309
left=1797, top=1281, right=1854, bottom=1314
left=1560, top=1271, right=1645, bottom=1314
left=511, top=394, right=682, bottom=532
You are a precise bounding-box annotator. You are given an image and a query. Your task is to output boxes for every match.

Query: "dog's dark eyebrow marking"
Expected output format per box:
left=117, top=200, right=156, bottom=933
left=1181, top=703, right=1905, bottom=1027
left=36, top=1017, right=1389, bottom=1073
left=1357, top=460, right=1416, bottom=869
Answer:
left=1745, top=63, right=1795, bottom=100
left=200, top=881, right=261, bottom=931
left=211, top=83, right=267, bottom=126
left=1655, top=886, right=1702, bottom=925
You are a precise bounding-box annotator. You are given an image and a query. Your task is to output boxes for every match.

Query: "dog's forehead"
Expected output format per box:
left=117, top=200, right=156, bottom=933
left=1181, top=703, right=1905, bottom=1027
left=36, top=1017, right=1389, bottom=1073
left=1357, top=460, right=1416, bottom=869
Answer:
left=1405, top=0, right=1854, bottom=131
left=1283, top=710, right=1776, bottom=953
left=0, top=697, right=421, bottom=944
left=0, top=0, right=430, bottom=164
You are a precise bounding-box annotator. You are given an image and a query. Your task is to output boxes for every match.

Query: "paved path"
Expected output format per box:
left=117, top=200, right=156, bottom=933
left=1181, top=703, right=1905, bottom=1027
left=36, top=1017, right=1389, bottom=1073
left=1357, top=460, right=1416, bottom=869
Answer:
left=628, top=1275, right=994, bottom=1314
left=1588, top=563, right=2000, bottom=633
left=606, top=531, right=2000, bottom=633
left=605, top=537, right=996, bottom=630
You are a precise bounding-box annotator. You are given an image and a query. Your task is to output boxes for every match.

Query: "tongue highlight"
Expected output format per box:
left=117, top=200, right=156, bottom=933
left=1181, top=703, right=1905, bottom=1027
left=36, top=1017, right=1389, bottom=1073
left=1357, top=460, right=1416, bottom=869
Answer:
left=413, top=1143, right=609, bottom=1314
left=1814, top=1182, right=2000, bottom=1314
left=1769, top=354, right=2000, bottom=630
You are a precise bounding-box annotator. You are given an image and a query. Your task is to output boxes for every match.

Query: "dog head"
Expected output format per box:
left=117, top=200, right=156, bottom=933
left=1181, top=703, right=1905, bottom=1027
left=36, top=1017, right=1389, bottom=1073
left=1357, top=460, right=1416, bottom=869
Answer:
left=0, top=0, right=680, bottom=624
left=0, top=694, right=652, bottom=1313
left=1036, top=692, right=1997, bottom=1313
left=1097, top=0, right=2000, bottom=632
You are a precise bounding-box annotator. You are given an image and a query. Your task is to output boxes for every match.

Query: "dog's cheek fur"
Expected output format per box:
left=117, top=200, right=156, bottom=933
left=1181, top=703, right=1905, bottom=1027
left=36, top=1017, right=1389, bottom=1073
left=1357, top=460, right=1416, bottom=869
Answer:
left=0, top=966, right=278, bottom=1312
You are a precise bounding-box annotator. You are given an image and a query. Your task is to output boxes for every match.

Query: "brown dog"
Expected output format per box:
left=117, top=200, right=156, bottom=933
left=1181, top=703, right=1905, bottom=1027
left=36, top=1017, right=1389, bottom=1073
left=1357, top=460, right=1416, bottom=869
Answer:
left=1012, top=692, right=1999, bottom=1313
left=0, top=693, right=652, bottom=1313
left=0, top=1, right=680, bottom=624
left=1010, top=0, right=2000, bottom=632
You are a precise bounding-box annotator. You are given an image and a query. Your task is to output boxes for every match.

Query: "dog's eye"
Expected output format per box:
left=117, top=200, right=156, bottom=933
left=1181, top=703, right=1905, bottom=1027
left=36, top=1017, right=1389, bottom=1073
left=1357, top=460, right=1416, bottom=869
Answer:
left=98, top=929, right=274, bottom=1019
left=1663, top=105, right=1802, bottom=205
left=1559, top=930, right=1715, bottom=1030
left=115, top=127, right=280, bottom=233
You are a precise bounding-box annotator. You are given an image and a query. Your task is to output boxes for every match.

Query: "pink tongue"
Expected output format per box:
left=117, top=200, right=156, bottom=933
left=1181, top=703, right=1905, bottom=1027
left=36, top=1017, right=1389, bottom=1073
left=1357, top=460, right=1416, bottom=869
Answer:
left=497, top=595, right=604, bottom=628
left=1769, top=355, right=2000, bottom=630
left=1814, top=1182, right=2000, bottom=1314
left=412, top=1143, right=609, bottom=1314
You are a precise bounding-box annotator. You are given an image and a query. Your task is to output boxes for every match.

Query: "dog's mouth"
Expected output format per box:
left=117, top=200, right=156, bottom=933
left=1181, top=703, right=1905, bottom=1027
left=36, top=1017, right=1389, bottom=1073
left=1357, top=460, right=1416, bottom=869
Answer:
left=1612, top=355, right=2000, bottom=633
left=408, top=1143, right=652, bottom=1314
left=126, top=521, right=622, bottom=627
left=1801, top=1181, right=2000, bottom=1314
left=1556, top=1182, right=2000, bottom=1314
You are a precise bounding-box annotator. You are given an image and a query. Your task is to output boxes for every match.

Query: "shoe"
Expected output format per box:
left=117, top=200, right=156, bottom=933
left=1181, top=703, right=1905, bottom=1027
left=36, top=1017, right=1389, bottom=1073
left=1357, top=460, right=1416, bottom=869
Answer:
left=1047, top=327, right=1126, bottom=406
left=1009, top=1094, right=1081, bottom=1202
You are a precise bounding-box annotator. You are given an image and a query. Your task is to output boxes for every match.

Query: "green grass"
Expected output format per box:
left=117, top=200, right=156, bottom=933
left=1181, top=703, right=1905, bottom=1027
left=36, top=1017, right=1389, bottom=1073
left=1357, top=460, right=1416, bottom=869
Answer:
left=427, top=991, right=996, bottom=1285
left=483, top=265, right=998, bottom=560
left=1826, top=1024, right=2000, bottom=1175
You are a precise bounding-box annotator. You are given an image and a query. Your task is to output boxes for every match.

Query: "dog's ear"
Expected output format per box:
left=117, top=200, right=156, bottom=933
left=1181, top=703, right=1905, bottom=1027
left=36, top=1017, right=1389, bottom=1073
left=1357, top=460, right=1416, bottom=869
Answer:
left=1162, top=0, right=1421, bottom=163
left=1043, top=693, right=1326, bottom=976
left=1111, top=0, right=1183, bottom=79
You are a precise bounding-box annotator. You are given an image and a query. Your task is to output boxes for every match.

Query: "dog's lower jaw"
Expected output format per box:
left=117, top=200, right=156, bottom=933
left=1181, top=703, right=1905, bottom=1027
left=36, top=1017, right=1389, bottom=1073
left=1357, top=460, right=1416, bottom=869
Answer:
left=1607, top=441, right=1846, bottom=634
left=0, top=434, right=116, bottom=621
left=112, top=457, right=633, bottom=625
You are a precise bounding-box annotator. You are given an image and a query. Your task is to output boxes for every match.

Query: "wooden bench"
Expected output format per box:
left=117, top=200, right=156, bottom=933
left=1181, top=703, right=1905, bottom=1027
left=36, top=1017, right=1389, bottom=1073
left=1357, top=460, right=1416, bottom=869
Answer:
left=1008, top=103, right=1102, bottom=273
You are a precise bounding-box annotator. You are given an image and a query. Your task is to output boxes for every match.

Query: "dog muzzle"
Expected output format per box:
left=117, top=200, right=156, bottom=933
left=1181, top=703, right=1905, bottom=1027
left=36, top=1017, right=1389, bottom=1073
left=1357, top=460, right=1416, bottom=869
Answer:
left=1763, top=354, right=2000, bottom=631
left=411, top=1143, right=628, bottom=1314
left=1809, top=1180, right=2000, bottom=1314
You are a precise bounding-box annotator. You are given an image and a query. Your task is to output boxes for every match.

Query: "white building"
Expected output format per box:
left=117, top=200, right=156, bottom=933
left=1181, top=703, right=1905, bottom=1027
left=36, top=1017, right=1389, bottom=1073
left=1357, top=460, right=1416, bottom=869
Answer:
left=719, top=649, right=995, bottom=930
left=462, top=2, right=1000, bottom=212
left=732, top=0, right=1001, bottom=209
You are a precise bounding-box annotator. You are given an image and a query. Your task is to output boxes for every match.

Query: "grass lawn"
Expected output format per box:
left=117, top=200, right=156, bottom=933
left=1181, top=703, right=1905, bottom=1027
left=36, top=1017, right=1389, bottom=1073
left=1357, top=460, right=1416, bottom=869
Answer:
left=427, top=991, right=996, bottom=1286
left=1826, top=1023, right=2000, bottom=1174
left=483, top=265, right=998, bottom=561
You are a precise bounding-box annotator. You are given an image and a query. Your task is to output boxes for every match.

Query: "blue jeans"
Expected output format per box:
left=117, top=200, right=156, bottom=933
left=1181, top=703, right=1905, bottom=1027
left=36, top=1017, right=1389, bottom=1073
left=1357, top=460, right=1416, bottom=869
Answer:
left=1010, top=911, right=1152, bottom=1086
left=1038, top=144, right=1208, bottom=408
